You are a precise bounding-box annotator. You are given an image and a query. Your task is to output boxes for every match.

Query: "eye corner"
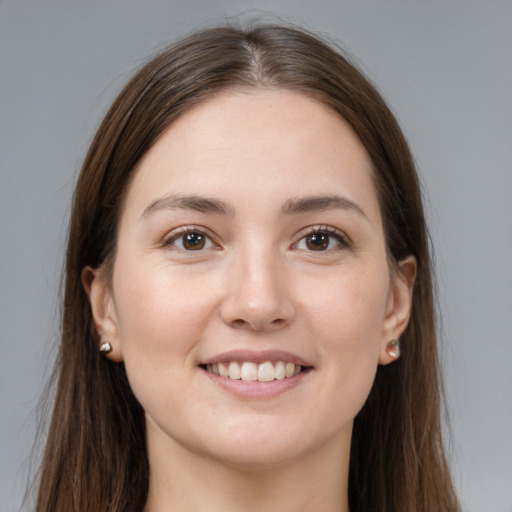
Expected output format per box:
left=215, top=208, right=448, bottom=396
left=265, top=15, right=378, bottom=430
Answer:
left=292, top=225, right=351, bottom=253
left=161, top=225, right=220, bottom=252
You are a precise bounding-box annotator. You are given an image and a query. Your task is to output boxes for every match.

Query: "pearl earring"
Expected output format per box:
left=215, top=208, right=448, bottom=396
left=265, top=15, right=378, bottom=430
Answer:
left=99, top=341, right=113, bottom=353
left=386, top=339, right=400, bottom=359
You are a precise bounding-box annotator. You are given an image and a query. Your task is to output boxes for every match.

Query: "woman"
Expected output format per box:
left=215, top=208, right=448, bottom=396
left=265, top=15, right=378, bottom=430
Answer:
left=35, top=24, right=460, bottom=511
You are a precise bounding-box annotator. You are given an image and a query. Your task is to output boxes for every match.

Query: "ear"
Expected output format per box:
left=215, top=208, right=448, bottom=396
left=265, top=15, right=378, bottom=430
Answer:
left=81, top=265, right=123, bottom=362
left=378, top=255, right=417, bottom=365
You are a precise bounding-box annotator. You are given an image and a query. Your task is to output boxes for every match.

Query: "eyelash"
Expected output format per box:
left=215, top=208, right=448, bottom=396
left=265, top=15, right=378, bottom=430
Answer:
left=162, top=226, right=218, bottom=252
left=293, top=225, right=350, bottom=252
left=161, top=225, right=350, bottom=253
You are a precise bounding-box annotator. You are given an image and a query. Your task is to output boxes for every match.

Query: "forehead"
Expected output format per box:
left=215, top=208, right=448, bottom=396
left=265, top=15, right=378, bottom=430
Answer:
left=122, top=89, right=380, bottom=223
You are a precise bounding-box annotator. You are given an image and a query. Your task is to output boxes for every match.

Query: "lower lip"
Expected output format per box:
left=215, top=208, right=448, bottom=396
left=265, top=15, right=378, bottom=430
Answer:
left=201, top=367, right=313, bottom=399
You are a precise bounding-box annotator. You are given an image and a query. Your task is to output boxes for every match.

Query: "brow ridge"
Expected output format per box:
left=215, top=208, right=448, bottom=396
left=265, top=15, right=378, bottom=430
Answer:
left=142, top=194, right=234, bottom=217
left=281, top=195, right=367, bottom=219
left=141, top=193, right=366, bottom=220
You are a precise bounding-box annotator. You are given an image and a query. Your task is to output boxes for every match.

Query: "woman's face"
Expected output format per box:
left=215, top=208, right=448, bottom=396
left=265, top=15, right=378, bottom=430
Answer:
left=89, top=89, right=414, bottom=469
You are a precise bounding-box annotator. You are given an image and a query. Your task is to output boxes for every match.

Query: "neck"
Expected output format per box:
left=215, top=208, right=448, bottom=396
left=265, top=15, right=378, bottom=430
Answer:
left=143, top=422, right=351, bottom=512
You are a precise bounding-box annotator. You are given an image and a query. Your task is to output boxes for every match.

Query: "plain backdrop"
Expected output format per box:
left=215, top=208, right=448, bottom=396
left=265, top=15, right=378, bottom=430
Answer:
left=1, top=1, right=511, bottom=511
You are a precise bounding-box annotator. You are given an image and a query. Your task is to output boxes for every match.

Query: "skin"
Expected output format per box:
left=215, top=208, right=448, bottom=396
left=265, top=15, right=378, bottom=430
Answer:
left=84, top=89, right=416, bottom=512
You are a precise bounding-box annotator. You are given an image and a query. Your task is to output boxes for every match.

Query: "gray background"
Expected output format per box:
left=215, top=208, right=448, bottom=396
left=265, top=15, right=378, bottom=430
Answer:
left=1, top=1, right=511, bottom=511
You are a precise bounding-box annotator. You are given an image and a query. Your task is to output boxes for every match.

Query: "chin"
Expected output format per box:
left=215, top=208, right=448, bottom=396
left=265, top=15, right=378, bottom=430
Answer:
left=193, top=416, right=345, bottom=471
left=208, top=438, right=308, bottom=471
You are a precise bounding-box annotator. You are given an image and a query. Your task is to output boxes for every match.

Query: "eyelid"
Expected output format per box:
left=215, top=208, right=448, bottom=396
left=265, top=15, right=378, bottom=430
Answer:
left=161, top=225, right=221, bottom=250
left=292, top=225, right=351, bottom=250
left=160, top=224, right=350, bottom=251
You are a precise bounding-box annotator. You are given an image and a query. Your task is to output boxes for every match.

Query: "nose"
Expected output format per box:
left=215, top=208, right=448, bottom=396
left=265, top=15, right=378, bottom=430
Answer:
left=220, top=250, right=296, bottom=332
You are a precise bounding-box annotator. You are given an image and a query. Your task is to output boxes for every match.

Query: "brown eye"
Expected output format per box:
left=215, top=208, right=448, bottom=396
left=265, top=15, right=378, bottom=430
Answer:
left=294, top=228, right=349, bottom=252
left=305, top=233, right=329, bottom=250
left=166, top=230, right=215, bottom=251
left=182, top=232, right=206, bottom=250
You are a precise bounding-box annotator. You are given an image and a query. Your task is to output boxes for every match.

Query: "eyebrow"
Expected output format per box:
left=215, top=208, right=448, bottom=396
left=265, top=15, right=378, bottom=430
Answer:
left=142, top=194, right=235, bottom=218
left=281, top=195, right=368, bottom=220
left=141, top=193, right=367, bottom=220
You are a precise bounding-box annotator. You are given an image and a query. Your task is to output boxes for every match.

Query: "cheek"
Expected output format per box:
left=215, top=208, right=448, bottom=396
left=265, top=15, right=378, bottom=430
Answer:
left=301, top=266, right=389, bottom=394
left=112, top=261, right=219, bottom=368
left=303, top=266, right=389, bottom=345
left=110, top=264, right=221, bottom=422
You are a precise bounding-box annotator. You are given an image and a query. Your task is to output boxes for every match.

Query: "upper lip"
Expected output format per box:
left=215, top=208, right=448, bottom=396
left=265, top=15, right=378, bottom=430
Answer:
left=200, top=349, right=313, bottom=367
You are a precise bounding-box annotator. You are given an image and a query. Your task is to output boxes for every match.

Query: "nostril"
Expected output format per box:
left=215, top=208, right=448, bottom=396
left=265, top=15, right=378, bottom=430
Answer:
left=229, top=317, right=286, bottom=331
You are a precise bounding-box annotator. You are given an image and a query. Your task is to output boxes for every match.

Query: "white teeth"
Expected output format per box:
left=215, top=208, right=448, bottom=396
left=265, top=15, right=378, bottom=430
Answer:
left=285, top=362, right=295, bottom=378
left=258, top=361, right=275, bottom=381
left=275, top=361, right=286, bottom=380
left=228, top=362, right=241, bottom=380
left=207, top=360, right=304, bottom=381
left=240, top=362, right=257, bottom=381
left=218, top=362, right=229, bottom=377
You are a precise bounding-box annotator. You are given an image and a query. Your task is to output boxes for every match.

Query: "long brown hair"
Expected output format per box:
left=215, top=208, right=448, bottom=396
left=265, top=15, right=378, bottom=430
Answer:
left=35, top=24, right=460, bottom=511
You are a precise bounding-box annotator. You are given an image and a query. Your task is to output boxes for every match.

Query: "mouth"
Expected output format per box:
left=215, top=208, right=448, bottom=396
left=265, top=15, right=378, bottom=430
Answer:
left=198, top=350, right=314, bottom=398
left=200, top=360, right=313, bottom=382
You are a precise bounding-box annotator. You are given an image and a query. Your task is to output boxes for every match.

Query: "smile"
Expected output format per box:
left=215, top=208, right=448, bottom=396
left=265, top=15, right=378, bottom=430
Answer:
left=205, top=361, right=304, bottom=381
left=199, top=350, right=314, bottom=397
